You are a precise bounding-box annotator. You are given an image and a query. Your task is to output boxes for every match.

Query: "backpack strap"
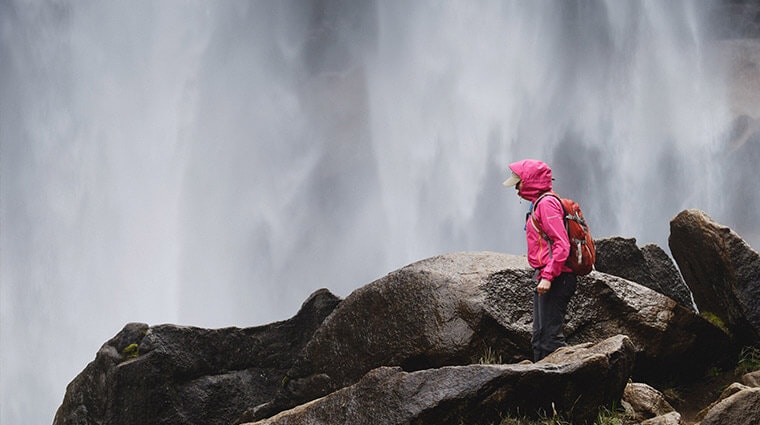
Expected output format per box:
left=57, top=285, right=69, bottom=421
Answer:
left=530, top=191, right=562, bottom=234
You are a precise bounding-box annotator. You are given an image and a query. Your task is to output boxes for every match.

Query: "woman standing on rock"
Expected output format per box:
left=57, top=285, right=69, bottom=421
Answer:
left=503, top=159, right=577, bottom=361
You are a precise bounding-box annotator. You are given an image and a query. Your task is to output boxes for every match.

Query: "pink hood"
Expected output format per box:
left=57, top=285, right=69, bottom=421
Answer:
left=508, top=159, right=553, bottom=202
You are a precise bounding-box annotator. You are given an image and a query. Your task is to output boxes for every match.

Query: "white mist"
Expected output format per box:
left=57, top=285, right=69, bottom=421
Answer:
left=1, top=1, right=752, bottom=424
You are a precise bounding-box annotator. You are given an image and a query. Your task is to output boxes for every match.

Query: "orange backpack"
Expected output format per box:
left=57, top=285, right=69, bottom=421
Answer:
left=531, top=192, right=596, bottom=276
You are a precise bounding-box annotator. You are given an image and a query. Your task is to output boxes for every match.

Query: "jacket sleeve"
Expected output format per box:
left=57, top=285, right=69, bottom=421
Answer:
left=535, top=196, right=570, bottom=281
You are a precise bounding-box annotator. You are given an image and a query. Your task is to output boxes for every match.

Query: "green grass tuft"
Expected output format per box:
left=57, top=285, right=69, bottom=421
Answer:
left=478, top=346, right=503, bottom=365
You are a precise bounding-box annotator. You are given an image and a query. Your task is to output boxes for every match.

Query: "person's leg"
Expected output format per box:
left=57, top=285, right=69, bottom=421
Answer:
left=535, top=273, right=577, bottom=360
left=531, top=290, right=544, bottom=361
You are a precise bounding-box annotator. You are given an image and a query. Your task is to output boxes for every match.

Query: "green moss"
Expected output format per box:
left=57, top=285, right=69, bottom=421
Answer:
left=700, top=311, right=731, bottom=336
left=122, top=343, right=140, bottom=359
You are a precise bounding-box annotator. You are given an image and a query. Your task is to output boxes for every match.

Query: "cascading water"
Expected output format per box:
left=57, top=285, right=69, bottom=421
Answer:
left=2, top=1, right=757, bottom=423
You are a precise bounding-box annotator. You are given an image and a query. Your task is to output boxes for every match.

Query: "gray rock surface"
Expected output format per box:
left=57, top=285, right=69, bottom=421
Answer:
left=699, top=387, right=760, bottom=425
left=742, top=370, right=760, bottom=387
left=54, top=251, right=735, bottom=425
left=53, top=289, right=341, bottom=425
left=253, top=251, right=730, bottom=420
left=640, top=411, right=681, bottom=425
left=594, top=236, right=694, bottom=310
left=244, top=335, right=635, bottom=425
left=669, top=209, right=760, bottom=344
left=622, top=382, right=676, bottom=422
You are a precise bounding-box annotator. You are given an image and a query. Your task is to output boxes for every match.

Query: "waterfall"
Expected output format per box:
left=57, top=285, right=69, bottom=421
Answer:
left=1, top=1, right=756, bottom=423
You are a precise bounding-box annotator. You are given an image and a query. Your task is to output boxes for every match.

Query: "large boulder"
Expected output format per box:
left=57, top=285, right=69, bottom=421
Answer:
left=53, top=289, right=341, bottom=425
left=248, top=253, right=531, bottom=420
left=695, top=367, right=760, bottom=422
left=622, top=382, right=676, bottom=423
left=669, top=209, right=760, bottom=344
left=594, top=237, right=694, bottom=310
left=251, top=252, right=730, bottom=420
left=243, top=335, right=635, bottom=425
left=699, top=387, right=760, bottom=425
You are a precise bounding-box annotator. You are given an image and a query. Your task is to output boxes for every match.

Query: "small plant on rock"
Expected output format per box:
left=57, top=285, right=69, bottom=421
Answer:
left=121, top=343, right=139, bottom=360
left=478, top=346, right=503, bottom=365
left=594, top=404, right=630, bottom=425
left=736, top=345, right=760, bottom=375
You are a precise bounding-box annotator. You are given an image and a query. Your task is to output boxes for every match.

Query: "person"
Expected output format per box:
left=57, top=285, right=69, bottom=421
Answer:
left=503, top=159, right=577, bottom=362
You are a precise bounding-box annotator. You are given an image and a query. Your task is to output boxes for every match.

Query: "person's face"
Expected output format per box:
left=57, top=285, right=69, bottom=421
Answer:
left=515, top=180, right=522, bottom=194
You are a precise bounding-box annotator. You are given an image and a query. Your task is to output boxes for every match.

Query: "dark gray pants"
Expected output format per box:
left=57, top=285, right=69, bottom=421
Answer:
left=532, top=272, right=577, bottom=362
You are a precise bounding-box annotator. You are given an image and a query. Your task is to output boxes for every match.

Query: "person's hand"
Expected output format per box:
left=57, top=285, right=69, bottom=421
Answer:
left=536, top=278, right=552, bottom=295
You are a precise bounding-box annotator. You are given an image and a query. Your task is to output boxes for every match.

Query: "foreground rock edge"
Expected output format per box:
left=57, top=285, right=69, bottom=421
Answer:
left=242, top=335, right=635, bottom=425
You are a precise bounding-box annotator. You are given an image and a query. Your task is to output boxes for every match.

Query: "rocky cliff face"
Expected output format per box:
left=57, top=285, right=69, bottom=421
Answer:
left=53, top=209, right=760, bottom=424
left=53, top=289, right=340, bottom=425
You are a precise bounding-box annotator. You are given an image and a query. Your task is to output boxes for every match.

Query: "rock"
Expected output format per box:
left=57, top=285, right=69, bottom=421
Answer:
left=622, top=382, right=676, bottom=422
left=241, top=335, right=635, bottom=425
left=538, top=336, right=636, bottom=408
left=640, top=411, right=682, bottom=425
left=55, top=251, right=736, bottom=425
left=53, top=322, right=149, bottom=425
left=742, top=370, right=760, bottom=387
left=53, top=289, right=341, bottom=425
left=641, top=243, right=695, bottom=311
left=719, top=382, right=751, bottom=400
left=594, top=237, right=695, bottom=310
left=594, top=237, right=649, bottom=286
left=532, top=273, right=729, bottom=383
left=250, top=252, right=532, bottom=420
left=696, top=382, right=751, bottom=421
left=669, top=209, right=760, bottom=344
left=699, top=387, right=760, bottom=425
left=253, top=252, right=730, bottom=419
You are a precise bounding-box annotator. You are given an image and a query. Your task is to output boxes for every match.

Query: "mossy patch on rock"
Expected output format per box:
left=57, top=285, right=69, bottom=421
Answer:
left=121, top=343, right=139, bottom=360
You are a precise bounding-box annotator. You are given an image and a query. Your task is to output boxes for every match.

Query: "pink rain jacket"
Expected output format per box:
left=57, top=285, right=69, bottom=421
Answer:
left=509, top=159, right=572, bottom=281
